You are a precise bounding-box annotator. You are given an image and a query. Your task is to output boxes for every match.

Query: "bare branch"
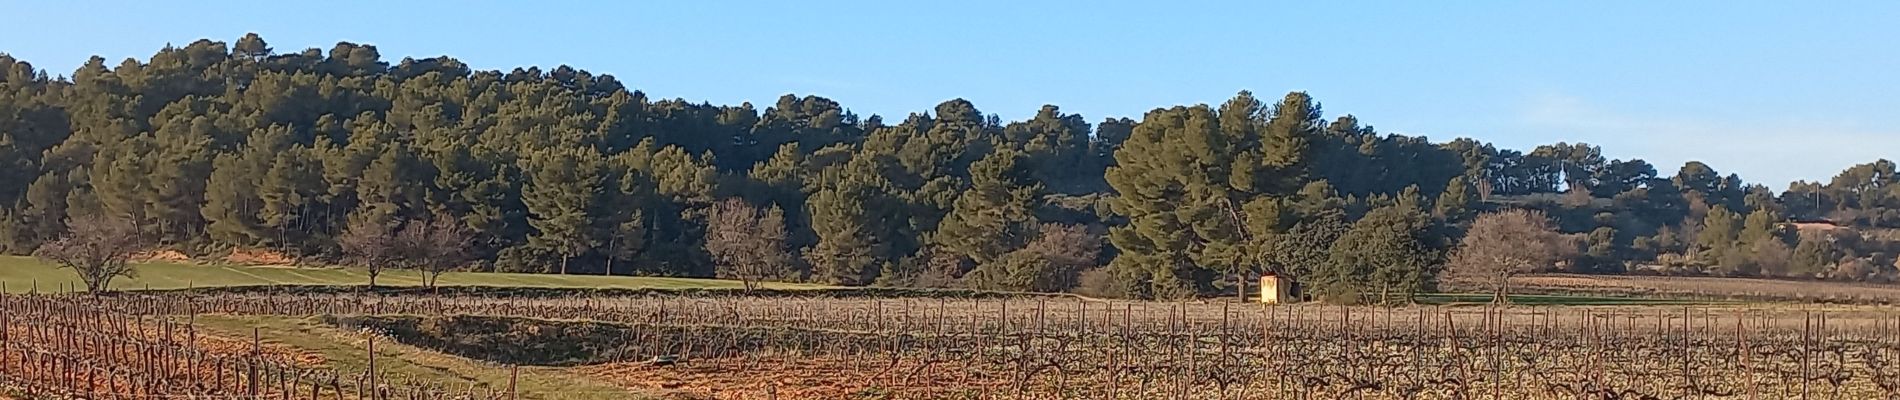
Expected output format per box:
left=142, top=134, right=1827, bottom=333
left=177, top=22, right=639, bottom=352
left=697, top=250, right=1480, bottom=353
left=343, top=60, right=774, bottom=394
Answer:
left=1447, top=209, right=1578, bottom=303
left=34, top=215, right=149, bottom=293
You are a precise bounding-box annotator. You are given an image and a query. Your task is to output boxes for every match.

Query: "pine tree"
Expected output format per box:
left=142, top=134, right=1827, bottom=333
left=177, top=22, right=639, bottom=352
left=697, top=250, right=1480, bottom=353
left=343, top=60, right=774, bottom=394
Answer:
left=1696, top=206, right=1742, bottom=269
left=91, top=138, right=155, bottom=230
left=1434, top=176, right=1477, bottom=221
left=319, top=115, right=401, bottom=235
left=1104, top=91, right=1320, bottom=299
left=1320, top=202, right=1439, bottom=304
left=356, top=144, right=427, bottom=224
left=0, top=209, right=27, bottom=254
left=1737, top=208, right=1782, bottom=249
left=805, top=182, right=880, bottom=285
left=202, top=152, right=264, bottom=246
left=747, top=143, right=804, bottom=204
left=22, top=171, right=73, bottom=244
left=234, top=33, right=271, bottom=60
left=1395, top=185, right=1426, bottom=212
left=145, top=106, right=221, bottom=240
left=1790, top=232, right=1835, bottom=277
left=1722, top=208, right=1787, bottom=276
left=1105, top=105, right=1222, bottom=299
left=746, top=143, right=813, bottom=249
left=1258, top=92, right=1320, bottom=192
left=598, top=154, right=651, bottom=276
left=1003, top=105, right=1093, bottom=193
left=521, top=147, right=605, bottom=274
left=937, top=149, right=1041, bottom=265
left=258, top=146, right=324, bottom=252
left=1579, top=227, right=1622, bottom=273
left=757, top=204, right=794, bottom=278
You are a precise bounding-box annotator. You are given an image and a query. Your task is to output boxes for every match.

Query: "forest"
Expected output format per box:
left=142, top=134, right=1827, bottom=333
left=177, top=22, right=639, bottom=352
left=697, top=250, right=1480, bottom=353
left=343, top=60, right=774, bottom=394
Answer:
left=3, top=34, right=1900, bottom=300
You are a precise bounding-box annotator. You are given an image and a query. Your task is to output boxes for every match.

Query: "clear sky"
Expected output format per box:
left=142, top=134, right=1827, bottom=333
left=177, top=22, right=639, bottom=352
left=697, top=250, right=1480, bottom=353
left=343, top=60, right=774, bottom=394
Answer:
left=4, top=1, right=1896, bottom=187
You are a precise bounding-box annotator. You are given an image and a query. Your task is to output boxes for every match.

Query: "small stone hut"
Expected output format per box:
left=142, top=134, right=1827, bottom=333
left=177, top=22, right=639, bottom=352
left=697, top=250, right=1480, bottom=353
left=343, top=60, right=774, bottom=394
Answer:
left=1259, top=273, right=1293, bottom=304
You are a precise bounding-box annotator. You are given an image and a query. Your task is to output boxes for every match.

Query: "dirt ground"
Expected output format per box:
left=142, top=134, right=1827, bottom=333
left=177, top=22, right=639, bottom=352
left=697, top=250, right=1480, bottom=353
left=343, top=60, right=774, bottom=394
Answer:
left=139, top=249, right=192, bottom=262
left=225, top=248, right=297, bottom=265
left=576, top=357, right=1021, bottom=399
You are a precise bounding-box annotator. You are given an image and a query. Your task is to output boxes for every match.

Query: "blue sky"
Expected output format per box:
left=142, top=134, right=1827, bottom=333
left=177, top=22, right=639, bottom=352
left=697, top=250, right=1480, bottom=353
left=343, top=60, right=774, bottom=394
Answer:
left=5, top=1, right=1896, bottom=187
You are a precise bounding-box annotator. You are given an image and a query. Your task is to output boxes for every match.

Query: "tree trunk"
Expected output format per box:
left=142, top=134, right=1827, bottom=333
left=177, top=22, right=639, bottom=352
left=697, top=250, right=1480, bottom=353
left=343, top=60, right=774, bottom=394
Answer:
left=604, top=236, right=616, bottom=276
left=1494, top=274, right=1509, bottom=304
left=560, top=256, right=569, bottom=275
left=368, top=270, right=379, bottom=290
left=1236, top=274, right=1248, bottom=303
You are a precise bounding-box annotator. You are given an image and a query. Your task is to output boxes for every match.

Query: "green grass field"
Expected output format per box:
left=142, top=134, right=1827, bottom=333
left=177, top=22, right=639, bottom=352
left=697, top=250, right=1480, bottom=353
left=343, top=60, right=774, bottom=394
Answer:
left=190, top=315, right=642, bottom=400
left=0, top=255, right=822, bottom=293
left=2, top=255, right=1735, bottom=306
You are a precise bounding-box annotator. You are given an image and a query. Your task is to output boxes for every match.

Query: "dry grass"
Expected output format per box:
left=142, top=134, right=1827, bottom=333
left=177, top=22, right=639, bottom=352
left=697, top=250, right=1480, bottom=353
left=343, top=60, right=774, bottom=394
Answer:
left=1467, top=273, right=1900, bottom=304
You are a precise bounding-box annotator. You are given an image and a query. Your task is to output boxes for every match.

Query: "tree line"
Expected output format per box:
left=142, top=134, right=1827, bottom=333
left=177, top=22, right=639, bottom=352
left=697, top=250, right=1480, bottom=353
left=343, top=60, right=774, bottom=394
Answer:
left=4, top=34, right=1900, bottom=299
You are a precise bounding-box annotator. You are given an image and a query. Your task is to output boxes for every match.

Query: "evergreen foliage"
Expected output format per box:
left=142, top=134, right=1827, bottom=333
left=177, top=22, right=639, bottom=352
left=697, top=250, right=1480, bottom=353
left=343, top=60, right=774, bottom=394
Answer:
left=6, top=36, right=1900, bottom=299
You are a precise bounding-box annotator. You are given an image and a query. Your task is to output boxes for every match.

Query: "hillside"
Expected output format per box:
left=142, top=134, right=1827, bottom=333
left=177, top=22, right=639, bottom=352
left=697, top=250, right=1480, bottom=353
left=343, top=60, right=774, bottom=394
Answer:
left=0, top=256, right=821, bottom=293
left=5, top=36, right=1900, bottom=301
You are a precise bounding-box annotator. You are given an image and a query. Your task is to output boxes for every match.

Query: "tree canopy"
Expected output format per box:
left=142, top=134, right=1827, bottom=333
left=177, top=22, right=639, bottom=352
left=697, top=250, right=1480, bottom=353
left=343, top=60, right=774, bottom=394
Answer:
left=5, top=35, right=1900, bottom=299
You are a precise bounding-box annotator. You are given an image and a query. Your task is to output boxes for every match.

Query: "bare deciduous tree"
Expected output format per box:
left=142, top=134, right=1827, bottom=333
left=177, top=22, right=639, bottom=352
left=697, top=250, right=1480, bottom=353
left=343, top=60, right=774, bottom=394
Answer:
left=705, top=199, right=792, bottom=291
left=966, top=223, right=1104, bottom=292
left=1022, top=223, right=1104, bottom=268
left=401, top=214, right=475, bottom=288
left=920, top=247, right=974, bottom=288
left=34, top=215, right=149, bottom=293
left=1448, top=209, right=1578, bottom=303
left=337, top=215, right=400, bottom=290
left=1016, top=223, right=1106, bottom=291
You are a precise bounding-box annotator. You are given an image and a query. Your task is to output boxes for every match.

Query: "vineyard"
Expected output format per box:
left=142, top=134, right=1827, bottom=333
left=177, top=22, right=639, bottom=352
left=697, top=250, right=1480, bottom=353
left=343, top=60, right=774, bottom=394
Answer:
left=4, top=290, right=1900, bottom=399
